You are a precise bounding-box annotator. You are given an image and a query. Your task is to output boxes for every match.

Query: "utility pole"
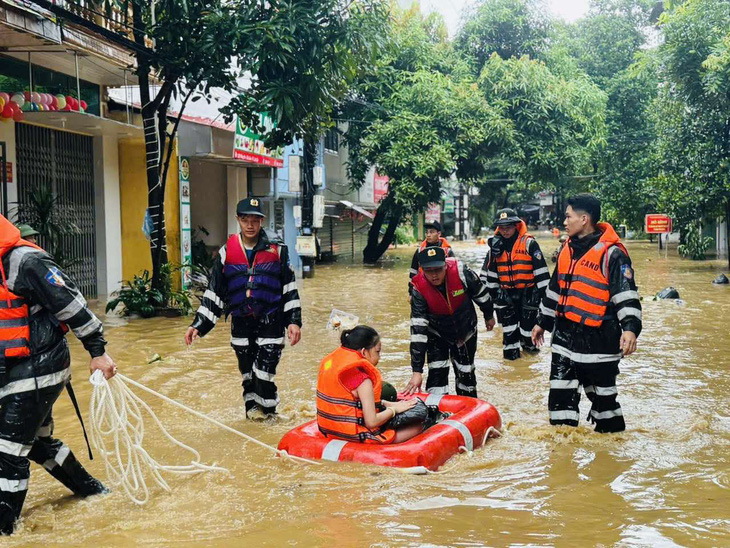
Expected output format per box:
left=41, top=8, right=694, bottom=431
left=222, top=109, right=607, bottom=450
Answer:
left=300, top=134, right=316, bottom=277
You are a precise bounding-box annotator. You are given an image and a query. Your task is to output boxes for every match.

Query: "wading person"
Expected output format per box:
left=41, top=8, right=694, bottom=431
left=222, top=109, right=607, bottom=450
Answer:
left=0, top=214, right=116, bottom=535
left=317, top=326, right=425, bottom=444
left=408, top=221, right=454, bottom=297
left=532, top=194, right=641, bottom=433
left=185, top=197, right=302, bottom=419
left=480, top=208, right=550, bottom=360
left=405, top=247, right=494, bottom=397
left=16, top=224, right=39, bottom=245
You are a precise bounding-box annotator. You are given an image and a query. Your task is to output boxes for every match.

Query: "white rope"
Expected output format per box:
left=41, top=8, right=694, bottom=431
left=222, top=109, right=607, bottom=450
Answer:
left=88, top=371, right=320, bottom=506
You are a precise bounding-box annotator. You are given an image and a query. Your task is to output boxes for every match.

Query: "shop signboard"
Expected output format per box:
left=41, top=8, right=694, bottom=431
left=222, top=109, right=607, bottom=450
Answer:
left=373, top=172, right=389, bottom=203
left=425, top=203, right=441, bottom=223
left=179, top=157, right=192, bottom=289
left=443, top=196, right=455, bottom=213
left=645, top=214, right=672, bottom=234
left=233, top=113, right=284, bottom=167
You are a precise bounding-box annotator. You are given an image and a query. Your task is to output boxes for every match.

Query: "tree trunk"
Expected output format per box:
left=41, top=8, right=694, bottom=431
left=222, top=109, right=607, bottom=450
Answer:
left=363, top=193, right=402, bottom=264
left=726, top=198, right=730, bottom=270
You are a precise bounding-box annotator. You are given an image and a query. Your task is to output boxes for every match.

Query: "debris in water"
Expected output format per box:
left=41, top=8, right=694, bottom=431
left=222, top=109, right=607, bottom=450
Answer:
left=712, top=273, right=729, bottom=285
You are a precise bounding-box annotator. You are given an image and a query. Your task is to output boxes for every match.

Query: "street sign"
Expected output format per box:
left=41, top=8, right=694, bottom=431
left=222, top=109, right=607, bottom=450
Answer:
left=645, top=214, right=672, bottom=234
left=443, top=197, right=455, bottom=213
left=425, top=203, right=441, bottom=223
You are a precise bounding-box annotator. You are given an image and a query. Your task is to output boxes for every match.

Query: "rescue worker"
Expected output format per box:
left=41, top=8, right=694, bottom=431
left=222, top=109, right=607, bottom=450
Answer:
left=0, top=214, right=116, bottom=535
left=316, top=326, right=423, bottom=444
left=16, top=225, right=39, bottom=245
left=185, top=197, right=302, bottom=419
left=408, top=221, right=454, bottom=297
left=405, top=247, right=494, bottom=397
left=480, top=208, right=550, bottom=360
left=532, top=193, right=641, bottom=433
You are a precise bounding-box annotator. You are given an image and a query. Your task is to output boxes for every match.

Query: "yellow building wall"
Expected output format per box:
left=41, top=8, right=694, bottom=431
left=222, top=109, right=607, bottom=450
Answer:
left=119, top=138, right=181, bottom=287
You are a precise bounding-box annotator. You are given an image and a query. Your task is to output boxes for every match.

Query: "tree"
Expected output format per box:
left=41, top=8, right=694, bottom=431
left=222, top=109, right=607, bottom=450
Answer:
left=58, top=0, right=384, bottom=289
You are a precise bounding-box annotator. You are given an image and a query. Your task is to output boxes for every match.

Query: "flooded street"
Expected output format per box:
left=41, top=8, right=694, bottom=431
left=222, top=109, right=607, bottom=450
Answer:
left=7, top=236, right=730, bottom=547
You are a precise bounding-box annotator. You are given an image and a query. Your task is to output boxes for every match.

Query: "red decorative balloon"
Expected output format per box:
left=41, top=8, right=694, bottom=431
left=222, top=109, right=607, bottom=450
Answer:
left=23, top=91, right=31, bottom=101
left=51, top=95, right=58, bottom=108
left=12, top=110, right=24, bottom=122
left=1, top=105, right=12, bottom=118
left=80, top=100, right=88, bottom=110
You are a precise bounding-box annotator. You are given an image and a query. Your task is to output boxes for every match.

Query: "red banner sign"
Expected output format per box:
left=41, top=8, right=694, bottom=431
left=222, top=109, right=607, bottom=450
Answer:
left=373, top=172, right=389, bottom=203
left=645, top=214, right=672, bottom=234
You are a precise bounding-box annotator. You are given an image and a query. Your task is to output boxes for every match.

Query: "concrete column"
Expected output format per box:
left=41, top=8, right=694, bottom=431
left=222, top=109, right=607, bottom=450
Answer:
left=93, top=133, right=123, bottom=298
left=226, top=166, right=247, bottom=236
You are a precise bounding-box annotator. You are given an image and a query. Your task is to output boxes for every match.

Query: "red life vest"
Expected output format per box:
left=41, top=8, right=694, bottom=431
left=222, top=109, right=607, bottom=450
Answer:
left=316, top=346, right=396, bottom=444
left=494, top=221, right=535, bottom=289
left=556, top=222, right=627, bottom=327
left=0, top=216, right=44, bottom=360
left=411, top=258, right=467, bottom=316
left=223, top=234, right=281, bottom=318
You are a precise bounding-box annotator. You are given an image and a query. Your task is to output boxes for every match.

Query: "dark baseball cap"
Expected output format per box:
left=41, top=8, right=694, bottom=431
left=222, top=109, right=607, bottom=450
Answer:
left=424, top=220, right=443, bottom=233
left=493, top=208, right=521, bottom=227
left=236, top=197, right=265, bottom=217
left=418, top=246, right=446, bottom=269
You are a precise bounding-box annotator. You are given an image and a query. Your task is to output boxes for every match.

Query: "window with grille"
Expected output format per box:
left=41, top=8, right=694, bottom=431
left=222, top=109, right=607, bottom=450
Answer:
left=324, top=128, right=338, bottom=154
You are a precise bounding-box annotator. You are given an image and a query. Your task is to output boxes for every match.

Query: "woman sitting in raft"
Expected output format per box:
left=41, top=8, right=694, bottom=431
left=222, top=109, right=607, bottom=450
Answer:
left=317, top=326, right=426, bottom=444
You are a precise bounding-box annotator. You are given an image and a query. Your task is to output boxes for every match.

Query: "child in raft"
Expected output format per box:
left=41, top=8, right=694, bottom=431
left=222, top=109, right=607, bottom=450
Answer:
left=316, top=326, right=428, bottom=444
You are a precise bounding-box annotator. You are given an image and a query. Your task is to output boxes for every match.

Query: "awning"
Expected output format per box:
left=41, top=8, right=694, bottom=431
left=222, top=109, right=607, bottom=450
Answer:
left=339, top=200, right=375, bottom=219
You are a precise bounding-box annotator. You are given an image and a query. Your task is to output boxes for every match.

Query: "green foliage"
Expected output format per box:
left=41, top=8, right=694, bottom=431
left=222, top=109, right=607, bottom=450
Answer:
left=394, top=224, right=416, bottom=245
left=106, top=264, right=192, bottom=318
left=677, top=223, right=714, bottom=260
left=15, top=185, right=82, bottom=269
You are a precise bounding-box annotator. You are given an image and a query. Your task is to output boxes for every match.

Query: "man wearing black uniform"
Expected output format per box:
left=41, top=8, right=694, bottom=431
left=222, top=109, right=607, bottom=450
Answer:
left=186, top=197, right=302, bottom=419
left=408, top=221, right=454, bottom=298
left=480, top=208, right=550, bottom=360
left=404, top=247, right=494, bottom=397
left=532, top=194, right=641, bottom=433
left=0, top=214, right=116, bottom=535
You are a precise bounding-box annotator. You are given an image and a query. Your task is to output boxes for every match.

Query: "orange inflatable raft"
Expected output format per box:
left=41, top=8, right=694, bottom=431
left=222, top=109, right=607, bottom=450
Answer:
left=278, top=393, right=501, bottom=472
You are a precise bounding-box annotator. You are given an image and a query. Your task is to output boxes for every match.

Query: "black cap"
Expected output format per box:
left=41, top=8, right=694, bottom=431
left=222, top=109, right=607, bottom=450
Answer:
left=493, top=208, right=521, bottom=227
left=417, top=246, right=446, bottom=269
left=236, top=197, right=265, bottom=217
left=424, top=220, right=442, bottom=233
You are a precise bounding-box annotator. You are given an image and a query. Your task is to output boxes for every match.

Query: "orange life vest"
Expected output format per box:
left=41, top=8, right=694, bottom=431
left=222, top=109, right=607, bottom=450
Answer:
left=556, top=222, right=627, bottom=327
left=316, top=347, right=396, bottom=444
left=411, top=258, right=467, bottom=316
left=0, top=217, right=44, bottom=360
left=494, top=221, right=535, bottom=289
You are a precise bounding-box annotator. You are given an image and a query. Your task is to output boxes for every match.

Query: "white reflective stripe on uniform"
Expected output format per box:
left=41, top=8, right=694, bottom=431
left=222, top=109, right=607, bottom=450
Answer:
left=427, top=385, right=449, bottom=395
left=585, top=385, right=618, bottom=396
left=520, top=328, right=533, bottom=338
left=241, top=372, right=253, bottom=382
left=0, top=477, right=28, bottom=493
left=456, top=382, right=476, bottom=393
left=36, top=421, right=53, bottom=438
left=453, top=361, right=474, bottom=373
left=321, top=439, right=348, bottom=461
left=283, top=299, right=301, bottom=312
left=244, top=393, right=279, bottom=408
left=474, top=290, right=490, bottom=304
left=30, top=304, right=43, bottom=315
left=539, top=302, right=555, bottom=317
left=457, top=261, right=468, bottom=289
left=589, top=408, right=623, bottom=420
left=231, top=337, right=249, bottom=347
left=0, top=367, right=71, bottom=400
left=55, top=294, right=87, bottom=321
left=550, top=379, right=580, bottom=389
left=550, top=410, right=580, bottom=422
left=494, top=303, right=507, bottom=309
left=282, top=282, right=298, bottom=294
left=253, top=367, right=275, bottom=382
left=409, top=268, right=418, bottom=276
left=617, top=307, right=642, bottom=321
left=0, top=438, right=32, bottom=457
left=411, top=318, right=429, bottom=327
left=487, top=271, right=499, bottom=280
left=502, top=324, right=518, bottom=333
left=203, top=289, right=224, bottom=309
left=7, top=247, right=45, bottom=291
left=537, top=279, right=549, bottom=288
left=256, top=337, right=284, bottom=346
left=533, top=267, right=549, bottom=276
left=218, top=245, right=227, bottom=264
left=545, top=288, right=560, bottom=301
left=486, top=281, right=500, bottom=289
left=441, top=419, right=473, bottom=451
left=611, top=290, right=639, bottom=305
left=411, top=334, right=429, bottom=344
left=552, top=344, right=621, bottom=364
left=197, top=306, right=218, bottom=324
left=504, top=342, right=521, bottom=350
left=72, top=315, right=102, bottom=338
left=51, top=444, right=70, bottom=468
left=425, top=394, right=443, bottom=406
left=427, top=360, right=449, bottom=369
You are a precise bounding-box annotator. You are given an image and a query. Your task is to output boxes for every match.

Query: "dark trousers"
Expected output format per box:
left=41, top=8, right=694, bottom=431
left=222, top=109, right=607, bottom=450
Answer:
left=496, top=287, right=539, bottom=360
left=425, top=334, right=478, bottom=397
left=231, top=315, right=285, bottom=415
left=547, top=320, right=626, bottom=433
left=0, top=343, right=102, bottom=535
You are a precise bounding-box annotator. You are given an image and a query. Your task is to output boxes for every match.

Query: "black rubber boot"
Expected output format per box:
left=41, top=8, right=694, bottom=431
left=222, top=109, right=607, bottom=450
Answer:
left=0, top=491, right=27, bottom=536
left=46, top=453, right=109, bottom=497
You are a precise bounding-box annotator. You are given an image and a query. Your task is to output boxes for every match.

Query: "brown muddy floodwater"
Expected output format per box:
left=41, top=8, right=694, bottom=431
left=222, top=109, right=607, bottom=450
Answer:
left=5, top=236, right=730, bottom=547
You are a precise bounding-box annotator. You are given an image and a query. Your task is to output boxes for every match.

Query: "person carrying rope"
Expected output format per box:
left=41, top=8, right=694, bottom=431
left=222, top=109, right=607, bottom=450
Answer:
left=405, top=247, right=494, bottom=397
left=0, top=214, right=116, bottom=535
left=532, top=194, right=641, bottom=433
left=408, top=221, right=454, bottom=299
left=480, top=208, right=550, bottom=360
left=185, top=197, right=302, bottom=420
